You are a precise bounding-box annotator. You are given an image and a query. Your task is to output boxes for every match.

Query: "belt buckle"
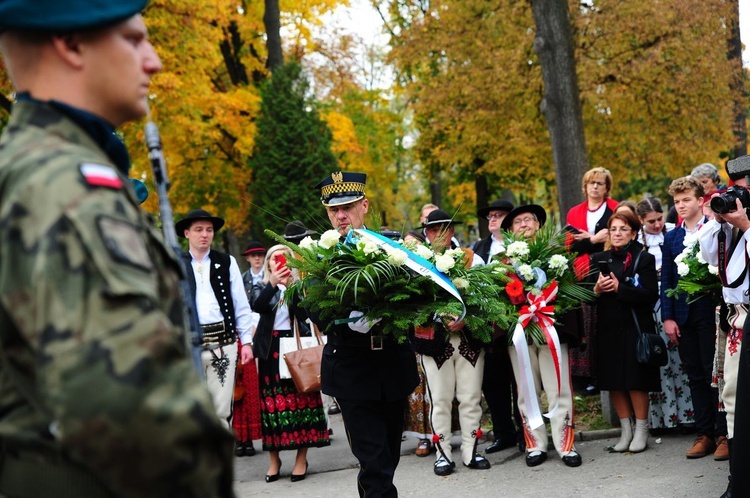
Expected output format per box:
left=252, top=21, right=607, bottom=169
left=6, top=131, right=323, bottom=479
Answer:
left=370, top=335, right=383, bottom=351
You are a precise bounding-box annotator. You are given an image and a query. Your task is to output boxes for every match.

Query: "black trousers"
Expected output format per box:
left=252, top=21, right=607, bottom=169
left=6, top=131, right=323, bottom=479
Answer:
left=337, top=397, right=408, bottom=498
left=482, top=346, right=522, bottom=442
left=676, top=308, right=727, bottom=437
left=732, top=315, right=750, bottom=494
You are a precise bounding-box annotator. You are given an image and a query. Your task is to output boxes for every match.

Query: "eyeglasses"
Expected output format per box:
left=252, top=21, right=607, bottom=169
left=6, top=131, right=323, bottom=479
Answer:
left=486, top=213, right=506, bottom=220
left=588, top=181, right=605, bottom=187
left=513, top=216, right=536, bottom=226
left=609, top=227, right=632, bottom=233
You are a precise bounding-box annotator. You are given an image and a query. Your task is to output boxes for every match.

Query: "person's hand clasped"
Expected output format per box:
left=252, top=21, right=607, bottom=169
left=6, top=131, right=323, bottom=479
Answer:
left=593, top=272, right=619, bottom=294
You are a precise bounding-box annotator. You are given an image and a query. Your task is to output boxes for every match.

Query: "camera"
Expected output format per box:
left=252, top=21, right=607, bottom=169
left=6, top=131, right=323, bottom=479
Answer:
left=710, top=185, right=750, bottom=214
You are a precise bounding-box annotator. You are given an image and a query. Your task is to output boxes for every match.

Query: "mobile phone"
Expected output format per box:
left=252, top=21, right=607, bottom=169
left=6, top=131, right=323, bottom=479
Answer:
left=597, top=261, right=611, bottom=276
left=274, top=253, right=287, bottom=268
left=564, top=224, right=581, bottom=234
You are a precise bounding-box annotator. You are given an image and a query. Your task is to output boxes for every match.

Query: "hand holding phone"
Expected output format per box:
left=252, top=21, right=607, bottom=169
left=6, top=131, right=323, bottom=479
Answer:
left=274, top=253, right=287, bottom=269
left=597, top=261, right=611, bottom=276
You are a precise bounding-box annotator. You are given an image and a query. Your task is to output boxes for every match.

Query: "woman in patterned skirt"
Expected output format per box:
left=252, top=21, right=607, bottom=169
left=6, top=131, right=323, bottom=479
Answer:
left=635, top=198, right=695, bottom=430
left=251, top=245, right=330, bottom=482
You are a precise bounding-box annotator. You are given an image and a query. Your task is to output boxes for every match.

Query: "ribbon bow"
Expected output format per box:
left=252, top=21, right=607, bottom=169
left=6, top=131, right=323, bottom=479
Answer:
left=510, top=280, right=563, bottom=430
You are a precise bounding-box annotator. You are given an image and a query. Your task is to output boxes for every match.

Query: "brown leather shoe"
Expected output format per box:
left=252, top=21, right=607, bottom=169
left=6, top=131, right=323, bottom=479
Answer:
left=686, top=435, right=715, bottom=459
left=415, top=439, right=432, bottom=457
left=714, top=436, right=729, bottom=461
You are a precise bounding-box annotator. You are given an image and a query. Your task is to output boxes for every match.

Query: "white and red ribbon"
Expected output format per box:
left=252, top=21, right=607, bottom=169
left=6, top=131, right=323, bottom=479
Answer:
left=511, top=281, right=563, bottom=430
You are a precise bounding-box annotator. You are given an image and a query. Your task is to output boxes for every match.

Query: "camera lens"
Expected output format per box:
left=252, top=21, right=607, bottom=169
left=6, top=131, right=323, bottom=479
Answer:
left=710, top=196, right=731, bottom=214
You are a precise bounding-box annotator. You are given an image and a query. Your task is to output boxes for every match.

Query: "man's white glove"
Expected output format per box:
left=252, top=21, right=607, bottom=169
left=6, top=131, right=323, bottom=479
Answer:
left=347, top=310, right=382, bottom=334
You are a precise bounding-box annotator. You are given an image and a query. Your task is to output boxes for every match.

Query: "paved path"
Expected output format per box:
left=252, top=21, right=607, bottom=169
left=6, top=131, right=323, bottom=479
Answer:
left=233, top=413, right=728, bottom=497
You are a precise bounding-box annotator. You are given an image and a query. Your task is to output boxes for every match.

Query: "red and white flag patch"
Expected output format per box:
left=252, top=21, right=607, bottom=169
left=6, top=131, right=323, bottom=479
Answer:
left=80, top=163, right=123, bottom=189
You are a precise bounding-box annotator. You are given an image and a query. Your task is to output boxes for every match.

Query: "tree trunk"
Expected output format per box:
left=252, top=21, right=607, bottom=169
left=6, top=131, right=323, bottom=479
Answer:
left=0, top=93, right=11, bottom=115
left=530, top=0, right=588, bottom=217
left=475, top=168, right=489, bottom=239
left=727, top=0, right=747, bottom=158
left=264, top=0, right=284, bottom=71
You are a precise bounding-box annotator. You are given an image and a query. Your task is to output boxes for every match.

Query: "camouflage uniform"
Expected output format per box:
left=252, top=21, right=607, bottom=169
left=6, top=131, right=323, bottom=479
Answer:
left=0, top=100, right=235, bottom=497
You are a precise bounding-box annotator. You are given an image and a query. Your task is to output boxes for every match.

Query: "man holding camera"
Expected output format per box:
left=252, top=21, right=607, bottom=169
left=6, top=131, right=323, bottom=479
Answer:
left=699, top=156, right=750, bottom=497
left=177, top=209, right=255, bottom=429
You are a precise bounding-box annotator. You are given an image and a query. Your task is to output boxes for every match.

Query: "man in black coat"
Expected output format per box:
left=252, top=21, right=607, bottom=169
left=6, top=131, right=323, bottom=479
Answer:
left=312, top=172, right=419, bottom=498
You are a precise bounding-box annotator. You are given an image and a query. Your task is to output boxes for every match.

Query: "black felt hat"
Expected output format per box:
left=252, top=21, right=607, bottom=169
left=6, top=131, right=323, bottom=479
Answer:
left=417, top=209, right=464, bottom=230
left=314, top=171, right=367, bottom=207
left=501, top=204, right=547, bottom=231
left=242, top=241, right=266, bottom=256
left=477, top=199, right=514, bottom=219
left=175, top=209, right=225, bottom=238
left=282, top=220, right=318, bottom=242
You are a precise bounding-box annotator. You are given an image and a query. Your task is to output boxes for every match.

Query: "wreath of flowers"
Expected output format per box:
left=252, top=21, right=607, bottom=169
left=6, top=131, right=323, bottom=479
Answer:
left=664, top=231, right=721, bottom=302
left=489, top=224, right=597, bottom=345
left=265, top=227, right=515, bottom=344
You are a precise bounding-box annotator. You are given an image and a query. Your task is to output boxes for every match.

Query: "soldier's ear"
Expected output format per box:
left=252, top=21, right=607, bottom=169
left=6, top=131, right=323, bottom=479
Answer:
left=51, top=34, right=85, bottom=69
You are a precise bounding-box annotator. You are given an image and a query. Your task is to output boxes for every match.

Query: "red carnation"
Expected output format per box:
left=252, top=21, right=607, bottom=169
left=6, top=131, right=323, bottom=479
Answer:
left=432, top=433, right=440, bottom=444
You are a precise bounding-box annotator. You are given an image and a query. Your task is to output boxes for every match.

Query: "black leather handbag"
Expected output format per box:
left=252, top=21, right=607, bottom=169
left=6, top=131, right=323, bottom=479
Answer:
left=629, top=250, right=668, bottom=367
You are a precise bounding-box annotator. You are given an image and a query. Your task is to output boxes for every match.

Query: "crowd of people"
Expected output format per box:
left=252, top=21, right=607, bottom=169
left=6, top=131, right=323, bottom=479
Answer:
left=0, top=1, right=747, bottom=497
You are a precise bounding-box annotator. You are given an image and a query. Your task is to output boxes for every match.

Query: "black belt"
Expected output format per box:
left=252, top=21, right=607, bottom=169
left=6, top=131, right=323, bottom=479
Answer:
left=201, top=321, right=236, bottom=347
left=0, top=449, right=113, bottom=498
left=334, top=332, right=398, bottom=350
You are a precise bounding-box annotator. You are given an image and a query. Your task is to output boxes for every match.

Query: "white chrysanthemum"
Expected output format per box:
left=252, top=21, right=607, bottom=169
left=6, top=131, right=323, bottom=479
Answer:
left=435, top=253, right=456, bottom=273
left=683, top=232, right=699, bottom=247
left=506, top=241, right=530, bottom=259
left=452, top=277, right=469, bottom=290
left=708, top=265, right=719, bottom=275
left=548, top=254, right=568, bottom=275
left=319, top=229, right=341, bottom=249
left=299, top=236, right=317, bottom=250
left=415, top=244, right=434, bottom=260
left=385, top=246, right=408, bottom=266
left=677, top=262, right=690, bottom=277
left=446, top=248, right=465, bottom=259
left=696, top=250, right=707, bottom=265
left=518, top=264, right=535, bottom=281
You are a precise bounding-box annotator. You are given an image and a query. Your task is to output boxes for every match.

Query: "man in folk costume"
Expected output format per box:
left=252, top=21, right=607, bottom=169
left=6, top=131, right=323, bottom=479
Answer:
left=177, top=209, right=255, bottom=428
left=412, top=209, right=490, bottom=476
left=474, top=200, right=525, bottom=454
left=699, top=156, right=750, bottom=498
left=503, top=205, right=582, bottom=468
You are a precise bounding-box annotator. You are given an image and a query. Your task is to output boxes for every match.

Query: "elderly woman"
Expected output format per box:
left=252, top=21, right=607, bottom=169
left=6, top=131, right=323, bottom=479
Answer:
left=566, top=167, right=620, bottom=393
left=590, top=211, right=660, bottom=453
left=251, top=245, right=330, bottom=483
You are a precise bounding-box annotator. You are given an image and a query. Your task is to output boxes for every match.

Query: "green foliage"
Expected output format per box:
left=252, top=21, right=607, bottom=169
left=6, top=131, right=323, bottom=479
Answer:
left=249, top=62, right=338, bottom=243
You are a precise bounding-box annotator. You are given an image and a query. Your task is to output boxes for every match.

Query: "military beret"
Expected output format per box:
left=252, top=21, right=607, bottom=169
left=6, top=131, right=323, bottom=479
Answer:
left=0, top=0, right=148, bottom=32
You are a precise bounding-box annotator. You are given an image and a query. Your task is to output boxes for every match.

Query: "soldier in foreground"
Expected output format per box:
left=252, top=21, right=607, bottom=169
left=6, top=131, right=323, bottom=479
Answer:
left=0, top=1, right=234, bottom=497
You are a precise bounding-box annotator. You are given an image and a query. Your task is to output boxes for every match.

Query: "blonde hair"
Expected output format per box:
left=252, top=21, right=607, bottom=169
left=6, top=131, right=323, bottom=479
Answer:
left=262, top=245, right=299, bottom=284
left=582, top=167, right=613, bottom=198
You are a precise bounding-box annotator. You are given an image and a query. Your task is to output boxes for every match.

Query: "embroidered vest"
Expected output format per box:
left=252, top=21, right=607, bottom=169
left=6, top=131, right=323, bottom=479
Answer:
left=184, top=251, right=237, bottom=333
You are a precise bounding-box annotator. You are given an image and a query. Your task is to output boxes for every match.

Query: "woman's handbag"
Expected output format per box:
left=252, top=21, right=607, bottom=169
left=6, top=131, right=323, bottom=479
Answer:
left=283, top=319, right=325, bottom=393
left=629, top=250, right=668, bottom=367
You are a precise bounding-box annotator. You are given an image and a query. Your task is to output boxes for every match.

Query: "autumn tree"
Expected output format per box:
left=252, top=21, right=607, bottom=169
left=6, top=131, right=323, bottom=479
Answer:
left=248, top=62, right=338, bottom=243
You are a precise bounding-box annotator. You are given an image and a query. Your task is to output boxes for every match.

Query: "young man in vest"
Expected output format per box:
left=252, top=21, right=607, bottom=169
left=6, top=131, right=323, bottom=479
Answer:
left=177, top=209, right=255, bottom=428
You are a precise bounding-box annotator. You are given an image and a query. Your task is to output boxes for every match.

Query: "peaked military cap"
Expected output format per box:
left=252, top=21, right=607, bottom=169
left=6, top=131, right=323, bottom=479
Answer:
left=175, top=209, right=225, bottom=238
left=0, top=0, right=149, bottom=32
left=314, top=171, right=367, bottom=207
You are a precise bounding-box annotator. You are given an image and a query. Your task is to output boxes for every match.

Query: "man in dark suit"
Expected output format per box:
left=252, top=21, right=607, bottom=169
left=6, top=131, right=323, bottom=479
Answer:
left=474, top=200, right=524, bottom=454
left=312, top=172, right=419, bottom=498
left=662, top=177, right=726, bottom=460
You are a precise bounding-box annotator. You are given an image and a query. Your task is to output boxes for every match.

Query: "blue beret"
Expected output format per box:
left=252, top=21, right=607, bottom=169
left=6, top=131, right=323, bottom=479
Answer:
left=0, top=0, right=148, bottom=32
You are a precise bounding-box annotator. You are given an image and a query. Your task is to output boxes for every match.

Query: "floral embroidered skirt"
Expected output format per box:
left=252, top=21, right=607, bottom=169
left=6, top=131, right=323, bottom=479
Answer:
left=231, top=339, right=262, bottom=442
left=257, top=329, right=330, bottom=452
left=648, top=302, right=695, bottom=428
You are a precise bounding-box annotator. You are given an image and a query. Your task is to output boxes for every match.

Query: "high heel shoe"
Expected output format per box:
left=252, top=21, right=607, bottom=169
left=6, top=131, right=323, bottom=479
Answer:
left=290, top=461, right=308, bottom=482
left=265, top=459, right=281, bottom=483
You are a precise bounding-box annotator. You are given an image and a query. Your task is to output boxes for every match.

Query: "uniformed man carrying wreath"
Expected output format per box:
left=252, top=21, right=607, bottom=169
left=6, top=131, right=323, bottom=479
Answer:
left=0, top=1, right=234, bottom=496
left=311, top=172, right=419, bottom=498
left=176, top=209, right=255, bottom=429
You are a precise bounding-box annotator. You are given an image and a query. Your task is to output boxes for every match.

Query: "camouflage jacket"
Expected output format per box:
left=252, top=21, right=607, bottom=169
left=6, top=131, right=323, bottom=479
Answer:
left=0, top=101, right=234, bottom=497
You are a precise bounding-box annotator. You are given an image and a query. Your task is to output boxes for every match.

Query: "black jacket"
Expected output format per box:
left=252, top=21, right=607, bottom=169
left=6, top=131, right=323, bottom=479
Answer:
left=251, top=281, right=311, bottom=361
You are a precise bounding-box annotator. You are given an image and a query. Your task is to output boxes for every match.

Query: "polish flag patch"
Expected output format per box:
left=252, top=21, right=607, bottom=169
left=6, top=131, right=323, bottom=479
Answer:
left=79, top=163, right=123, bottom=189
